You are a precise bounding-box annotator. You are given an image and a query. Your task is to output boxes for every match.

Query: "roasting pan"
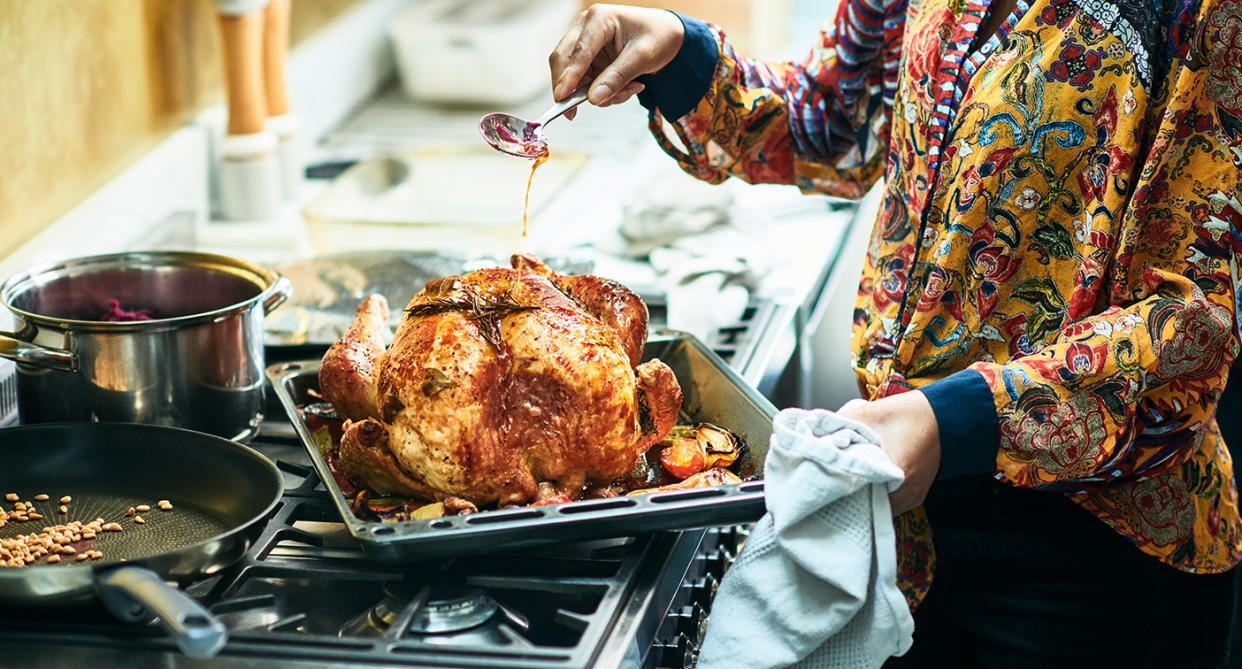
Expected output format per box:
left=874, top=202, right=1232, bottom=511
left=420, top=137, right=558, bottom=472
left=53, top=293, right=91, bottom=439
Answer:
left=266, top=331, right=776, bottom=563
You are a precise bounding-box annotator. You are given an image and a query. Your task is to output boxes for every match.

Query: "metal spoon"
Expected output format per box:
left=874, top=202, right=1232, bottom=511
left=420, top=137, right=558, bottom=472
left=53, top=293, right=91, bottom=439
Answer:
left=478, top=84, right=590, bottom=158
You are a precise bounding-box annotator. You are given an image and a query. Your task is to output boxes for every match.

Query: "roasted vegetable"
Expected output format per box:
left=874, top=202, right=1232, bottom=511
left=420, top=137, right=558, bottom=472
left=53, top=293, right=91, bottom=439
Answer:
left=626, top=451, right=653, bottom=487
left=528, top=482, right=572, bottom=507
left=667, top=424, right=697, bottom=440
left=410, top=502, right=446, bottom=520
left=302, top=402, right=346, bottom=449
left=660, top=437, right=706, bottom=479
left=696, top=422, right=744, bottom=469
left=366, top=497, right=409, bottom=513
left=657, top=423, right=745, bottom=480
left=443, top=497, right=478, bottom=515
left=626, top=468, right=744, bottom=495
left=529, top=494, right=573, bottom=506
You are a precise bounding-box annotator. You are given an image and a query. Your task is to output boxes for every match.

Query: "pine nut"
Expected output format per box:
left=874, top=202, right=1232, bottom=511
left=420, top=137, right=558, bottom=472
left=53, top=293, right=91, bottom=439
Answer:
left=158, top=500, right=174, bottom=511
left=4, top=494, right=17, bottom=502
left=33, top=494, right=48, bottom=501
left=0, top=501, right=163, bottom=568
left=136, top=505, right=150, bottom=513
left=126, top=507, right=136, bottom=517
left=59, top=496, right=71, bottom=504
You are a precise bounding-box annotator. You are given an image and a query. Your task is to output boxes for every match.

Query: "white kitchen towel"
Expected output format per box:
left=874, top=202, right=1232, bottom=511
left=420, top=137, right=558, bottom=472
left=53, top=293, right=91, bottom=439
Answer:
left=695, top=408, right=915, bottom=669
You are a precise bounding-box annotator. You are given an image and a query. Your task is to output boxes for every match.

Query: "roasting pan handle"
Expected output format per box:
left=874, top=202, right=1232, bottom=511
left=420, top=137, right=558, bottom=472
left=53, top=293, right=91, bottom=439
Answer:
left=97, top=566, right=228, bottom=659
left=0, top=332, right=77, bottom=372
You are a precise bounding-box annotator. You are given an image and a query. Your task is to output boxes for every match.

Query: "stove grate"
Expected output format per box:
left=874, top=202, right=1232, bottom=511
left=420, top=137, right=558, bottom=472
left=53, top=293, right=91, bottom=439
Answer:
left=0, top=446, right=705, bottom=669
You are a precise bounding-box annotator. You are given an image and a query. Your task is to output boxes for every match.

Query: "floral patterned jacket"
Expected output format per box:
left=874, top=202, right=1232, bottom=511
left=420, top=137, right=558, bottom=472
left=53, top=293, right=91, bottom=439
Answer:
left=637, top=0, right=1242, bottom=607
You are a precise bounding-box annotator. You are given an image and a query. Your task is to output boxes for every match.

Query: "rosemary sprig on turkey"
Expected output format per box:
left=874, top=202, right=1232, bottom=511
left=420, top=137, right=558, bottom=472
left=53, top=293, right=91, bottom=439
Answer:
left=404, top=287, right=537, bottom=349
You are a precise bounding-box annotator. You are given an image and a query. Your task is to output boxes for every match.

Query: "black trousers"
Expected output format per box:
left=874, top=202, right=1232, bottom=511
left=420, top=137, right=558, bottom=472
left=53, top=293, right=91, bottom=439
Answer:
left=884, top=476, right=1238, bottom=669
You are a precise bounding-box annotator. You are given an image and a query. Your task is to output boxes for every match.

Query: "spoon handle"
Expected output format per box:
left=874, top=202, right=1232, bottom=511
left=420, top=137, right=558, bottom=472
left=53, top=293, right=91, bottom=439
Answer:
left=535, top=84, right=591, bottom=127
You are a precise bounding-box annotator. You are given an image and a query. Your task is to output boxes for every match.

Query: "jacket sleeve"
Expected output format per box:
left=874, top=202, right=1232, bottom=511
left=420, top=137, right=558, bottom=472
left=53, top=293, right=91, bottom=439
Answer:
left=922, top=10, right=1242, bottom=491
left=638, top=0, right=907, bottom=199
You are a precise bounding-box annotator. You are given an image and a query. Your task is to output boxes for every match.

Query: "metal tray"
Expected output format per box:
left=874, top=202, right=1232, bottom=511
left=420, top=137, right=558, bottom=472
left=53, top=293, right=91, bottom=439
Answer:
left=265, top=332, right=776, bottom=564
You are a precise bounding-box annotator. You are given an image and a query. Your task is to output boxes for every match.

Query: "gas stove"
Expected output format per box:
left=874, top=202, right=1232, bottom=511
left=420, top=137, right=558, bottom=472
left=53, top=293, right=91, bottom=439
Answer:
left=0, top=299, right=769, bottom=669
left=0, top=432, right=743, bottom=669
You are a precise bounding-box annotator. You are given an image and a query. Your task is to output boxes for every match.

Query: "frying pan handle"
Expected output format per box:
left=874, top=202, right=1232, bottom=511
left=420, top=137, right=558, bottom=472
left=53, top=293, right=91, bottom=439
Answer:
left=0, top=332, right=77, bottom=372
left=97, top=566, right=228, bottom=659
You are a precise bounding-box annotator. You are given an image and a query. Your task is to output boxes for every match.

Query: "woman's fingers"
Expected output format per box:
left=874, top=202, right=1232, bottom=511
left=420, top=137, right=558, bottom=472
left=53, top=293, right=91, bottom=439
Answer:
left=597, top=81, right=646, bottom=107
left=550, top=7, right=615, bottom=101
left=550, top=5, right=684, bottom=106
left=586, top=39, right=657, bottom=105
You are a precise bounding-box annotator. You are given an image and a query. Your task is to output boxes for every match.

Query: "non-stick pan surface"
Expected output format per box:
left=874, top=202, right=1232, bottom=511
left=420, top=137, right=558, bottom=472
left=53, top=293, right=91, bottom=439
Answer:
left=0, top=422, right=282, bottom=584
left=0, top=423, right=283, bottom=657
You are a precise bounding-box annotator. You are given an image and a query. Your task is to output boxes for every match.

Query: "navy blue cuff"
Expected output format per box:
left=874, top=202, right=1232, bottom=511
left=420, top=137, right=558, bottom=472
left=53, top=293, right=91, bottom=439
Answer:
left=920, top=369, right=1000, bottom=479
left=636, top=13, right=718, bottom=121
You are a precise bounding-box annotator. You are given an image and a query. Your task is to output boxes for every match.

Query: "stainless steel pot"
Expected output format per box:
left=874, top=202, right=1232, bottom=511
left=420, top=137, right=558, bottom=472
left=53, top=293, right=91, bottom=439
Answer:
left=0, top=251, right=291, bottom=441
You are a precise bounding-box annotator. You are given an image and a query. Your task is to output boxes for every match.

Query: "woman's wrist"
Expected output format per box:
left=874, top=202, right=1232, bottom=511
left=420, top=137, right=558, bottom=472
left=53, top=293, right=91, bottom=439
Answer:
left=636, top=14, right=717, bottom=121
left=839, top=391, right=941, bottom=513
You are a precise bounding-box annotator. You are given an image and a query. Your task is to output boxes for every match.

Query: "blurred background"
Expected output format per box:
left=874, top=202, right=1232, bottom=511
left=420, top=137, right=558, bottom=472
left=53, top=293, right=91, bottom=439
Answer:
left=0, top=0, right=870, bottom=423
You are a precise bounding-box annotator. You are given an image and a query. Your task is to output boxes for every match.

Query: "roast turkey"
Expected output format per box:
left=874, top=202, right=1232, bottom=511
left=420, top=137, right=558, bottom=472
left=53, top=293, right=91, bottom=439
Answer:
left=319, top=254, right=683, bottom=507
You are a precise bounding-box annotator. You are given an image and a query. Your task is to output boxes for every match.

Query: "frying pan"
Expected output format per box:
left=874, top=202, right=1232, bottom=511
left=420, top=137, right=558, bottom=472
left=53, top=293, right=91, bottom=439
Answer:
left=0, top=423, right=283, bottom=658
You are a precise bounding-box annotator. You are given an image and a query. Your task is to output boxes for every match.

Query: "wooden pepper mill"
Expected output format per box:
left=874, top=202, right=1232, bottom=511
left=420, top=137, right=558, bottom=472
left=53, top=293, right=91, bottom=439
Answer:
left=215, top=0, right=281, bottom=220
left=263, top=0, right=301, bottom=200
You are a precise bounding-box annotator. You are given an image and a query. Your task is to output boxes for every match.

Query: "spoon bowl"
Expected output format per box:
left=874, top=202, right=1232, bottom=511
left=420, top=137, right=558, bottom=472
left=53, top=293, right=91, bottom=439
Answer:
left=478, top=84, right=590, bottom=159
left=478, top=113, right=549, bottom=158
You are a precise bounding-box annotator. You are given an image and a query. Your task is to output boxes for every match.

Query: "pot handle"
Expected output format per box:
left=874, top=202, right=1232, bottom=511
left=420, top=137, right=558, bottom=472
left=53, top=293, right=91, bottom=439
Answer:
left=0, top=332, right=77, bottom=372
left=263, top=275, right=292, bottom=315
left=97, top=565, right=228, bottom=659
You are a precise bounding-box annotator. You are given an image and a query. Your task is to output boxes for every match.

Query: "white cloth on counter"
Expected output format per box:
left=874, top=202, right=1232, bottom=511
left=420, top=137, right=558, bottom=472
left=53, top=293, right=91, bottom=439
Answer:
left=649, top=240, right=762, bottom=348
left=695, top=408, right=914, bottom=669
left=619, top=166, right=735, bottom=256
left=613, top=162, right=777, bottom=346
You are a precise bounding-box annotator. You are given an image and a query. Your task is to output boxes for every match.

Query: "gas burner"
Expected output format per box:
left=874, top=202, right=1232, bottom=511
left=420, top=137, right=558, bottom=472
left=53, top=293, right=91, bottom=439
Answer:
left=409, top=584, right=497, bottom=634
left=340, top=581, right=529, bottom=642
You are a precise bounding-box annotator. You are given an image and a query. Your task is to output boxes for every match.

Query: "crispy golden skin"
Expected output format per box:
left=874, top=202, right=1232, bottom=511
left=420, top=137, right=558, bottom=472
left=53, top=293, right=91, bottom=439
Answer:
left=319, top=255, right=682, bottom=506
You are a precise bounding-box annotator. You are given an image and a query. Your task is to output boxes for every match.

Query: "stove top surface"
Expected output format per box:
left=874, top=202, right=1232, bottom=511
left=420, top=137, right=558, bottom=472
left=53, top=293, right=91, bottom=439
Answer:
left=0, top=432, right=741, bottom=669
left=0, top=295, right=762, bottom=668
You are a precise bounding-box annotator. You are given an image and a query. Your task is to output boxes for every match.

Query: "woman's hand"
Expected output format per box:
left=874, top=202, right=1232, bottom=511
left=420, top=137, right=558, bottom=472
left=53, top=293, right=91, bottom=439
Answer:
left=837, top=392, right=941, bottom=515
left=548, top=4, right=685, bottom=117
